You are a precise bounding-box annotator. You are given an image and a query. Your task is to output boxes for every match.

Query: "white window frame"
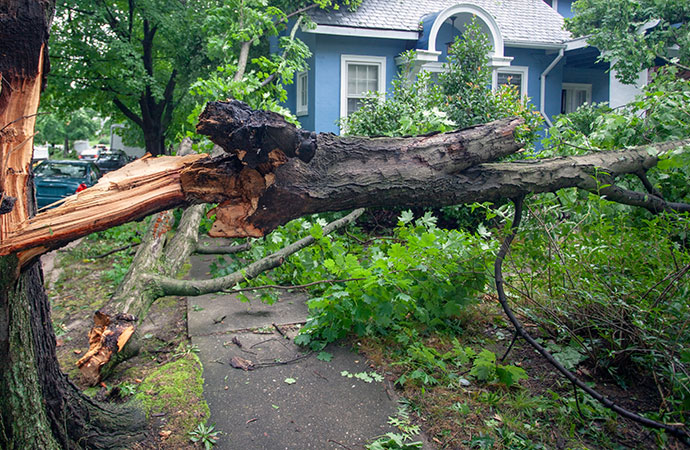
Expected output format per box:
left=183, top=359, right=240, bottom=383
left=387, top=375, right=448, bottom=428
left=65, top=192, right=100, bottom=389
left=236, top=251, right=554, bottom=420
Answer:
left=340, top=55, right=387, bottom=120
left=296, top=71, right=308, bottom=116
left=561, top=82, right=592, bottom=113
left=493, top=66, right=529, bottom=98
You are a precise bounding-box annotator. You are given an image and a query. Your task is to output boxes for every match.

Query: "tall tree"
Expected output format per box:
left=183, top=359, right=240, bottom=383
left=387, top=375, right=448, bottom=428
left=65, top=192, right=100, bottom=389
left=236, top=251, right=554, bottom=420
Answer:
left=567, top=0, right=690, bottom=83
left=46, top=0, right=211, bottom=155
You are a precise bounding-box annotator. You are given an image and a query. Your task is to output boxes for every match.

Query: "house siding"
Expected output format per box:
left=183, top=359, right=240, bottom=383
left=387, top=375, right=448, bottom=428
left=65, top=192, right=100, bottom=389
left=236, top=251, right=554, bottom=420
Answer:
left=563, top=67, right=610, bottom=106
left=310, top=33, right=408, bottom=134
left=556, top=0, right=575, bottom=18
left=504, top=47, right=565, bottom=123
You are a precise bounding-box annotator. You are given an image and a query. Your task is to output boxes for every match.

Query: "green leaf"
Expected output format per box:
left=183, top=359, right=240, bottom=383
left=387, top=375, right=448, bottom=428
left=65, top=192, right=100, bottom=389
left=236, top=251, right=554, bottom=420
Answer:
left=316, top=351, right=333, bottom=362
left=284, top=377, right=297, bottom=385
left=495, top=365, right=527, bottom=387
left=293, top=333, right=311, bottom=346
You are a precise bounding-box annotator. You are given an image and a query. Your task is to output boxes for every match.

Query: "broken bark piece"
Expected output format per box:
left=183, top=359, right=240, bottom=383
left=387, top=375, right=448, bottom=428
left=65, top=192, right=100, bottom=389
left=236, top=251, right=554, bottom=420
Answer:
left=229, top=356, right=255, bottom=371
left=196, top=100, right=317, bottom=165
left=0, top=195, right=16, bottom=215
left=76, top=311, right=137, bottom=386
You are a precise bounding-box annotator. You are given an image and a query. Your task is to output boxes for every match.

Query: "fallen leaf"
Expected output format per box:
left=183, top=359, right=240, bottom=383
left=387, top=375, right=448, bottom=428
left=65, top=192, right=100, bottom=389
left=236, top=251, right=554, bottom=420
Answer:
left=159, top=430, right=172, bottom=439
left=230, top=356, right=254, bottom=371
left=56, top=339, right=64, bottom=347
left=284, top=377, right=297, bottom=385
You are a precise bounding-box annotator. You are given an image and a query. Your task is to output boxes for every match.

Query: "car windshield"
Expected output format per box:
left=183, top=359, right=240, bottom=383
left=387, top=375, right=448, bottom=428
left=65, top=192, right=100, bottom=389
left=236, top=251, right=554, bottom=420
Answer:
left=35, top=162, right=87, bottom=178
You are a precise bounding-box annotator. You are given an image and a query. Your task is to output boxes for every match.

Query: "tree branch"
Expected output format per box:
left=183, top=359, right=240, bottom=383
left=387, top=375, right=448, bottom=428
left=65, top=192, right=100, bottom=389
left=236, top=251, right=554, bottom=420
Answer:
left=494, top=197, right=690, bottom=444
left=586, top=177, right=690, bottom=214
left=195, top=241, right=251, bottom=255
left=1, top=102, right=688, bottom=265
left=260, top=16, right=304, bottom=89
left=148, top=208, right=364, bottom=296
left=112, top=97, right=144, bottom=128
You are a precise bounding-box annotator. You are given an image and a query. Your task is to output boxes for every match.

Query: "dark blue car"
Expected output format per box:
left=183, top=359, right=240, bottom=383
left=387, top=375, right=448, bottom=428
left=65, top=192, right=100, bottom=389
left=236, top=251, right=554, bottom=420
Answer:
left=34, top=160, right=101, bottom=209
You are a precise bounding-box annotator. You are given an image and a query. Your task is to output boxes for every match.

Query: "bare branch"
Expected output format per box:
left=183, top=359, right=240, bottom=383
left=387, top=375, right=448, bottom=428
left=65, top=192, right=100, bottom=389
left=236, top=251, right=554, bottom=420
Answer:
left=195, top=241, right=251, bottom=255
left=149, top=208, right=365, bottom=296
left=494, top=197, right=690, bottom=444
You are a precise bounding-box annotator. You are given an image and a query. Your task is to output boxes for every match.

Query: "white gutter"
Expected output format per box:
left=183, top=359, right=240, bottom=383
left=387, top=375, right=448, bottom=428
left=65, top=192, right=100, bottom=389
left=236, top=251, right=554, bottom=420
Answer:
left=540, top=48, right=564, bottom=127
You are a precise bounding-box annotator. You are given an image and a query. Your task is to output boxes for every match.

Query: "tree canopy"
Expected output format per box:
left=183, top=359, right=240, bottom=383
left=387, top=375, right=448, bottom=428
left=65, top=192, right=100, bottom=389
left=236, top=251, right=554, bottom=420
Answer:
left=44, top=0, right=362, bottom=156
left=566, top=0, right=690, bottom=83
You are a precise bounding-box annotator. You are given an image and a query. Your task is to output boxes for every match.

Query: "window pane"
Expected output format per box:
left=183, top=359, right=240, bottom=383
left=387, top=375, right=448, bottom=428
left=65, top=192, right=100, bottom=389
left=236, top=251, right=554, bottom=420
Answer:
left=347, top=98, right=363, bottom=115
left=348, top=65, right=357, bottom=94
left=348, top=63, right=379, bottom=96
left=497, top=72, right=522, bottom=96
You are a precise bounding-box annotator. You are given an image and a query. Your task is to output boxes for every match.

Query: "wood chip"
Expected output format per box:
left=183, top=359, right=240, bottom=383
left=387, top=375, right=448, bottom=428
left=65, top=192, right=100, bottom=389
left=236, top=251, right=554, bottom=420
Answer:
left=230, top=356, right=254, bottom=371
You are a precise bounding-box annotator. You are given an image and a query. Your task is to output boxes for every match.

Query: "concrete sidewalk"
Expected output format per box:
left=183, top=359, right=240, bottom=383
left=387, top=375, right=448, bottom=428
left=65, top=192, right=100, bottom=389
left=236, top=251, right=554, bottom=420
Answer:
left=186, top=251, right=435, bottom=450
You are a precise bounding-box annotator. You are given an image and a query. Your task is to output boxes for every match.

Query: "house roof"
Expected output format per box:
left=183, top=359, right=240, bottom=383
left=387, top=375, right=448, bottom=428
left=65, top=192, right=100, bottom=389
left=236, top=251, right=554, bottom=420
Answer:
left=308, top=0, right=572, bottom=46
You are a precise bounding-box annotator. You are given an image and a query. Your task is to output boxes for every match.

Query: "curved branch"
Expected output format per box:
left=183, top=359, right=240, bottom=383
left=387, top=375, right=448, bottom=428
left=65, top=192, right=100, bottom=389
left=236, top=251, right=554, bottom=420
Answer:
left=112, top=97, right=143, bottom=128
left=587, top=178, right=690, bottom=214
left=195, top=241, right=251, bottom=255
left=149, top=208, right=364, bottom=296
left=494, top=197, right=690, bottom=444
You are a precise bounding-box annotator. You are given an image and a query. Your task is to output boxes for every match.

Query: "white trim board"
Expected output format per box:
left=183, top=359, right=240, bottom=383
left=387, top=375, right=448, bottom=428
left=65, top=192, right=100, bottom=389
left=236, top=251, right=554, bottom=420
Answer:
left=339, top=54, right=387, bottom=128
left=307, top=25, right=418, bottom=40
left=296, top=71, right=308, bottom=117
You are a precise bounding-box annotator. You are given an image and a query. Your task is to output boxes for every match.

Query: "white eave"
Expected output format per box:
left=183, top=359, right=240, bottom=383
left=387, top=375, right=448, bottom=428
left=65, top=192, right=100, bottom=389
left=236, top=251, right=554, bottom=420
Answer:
left=305, top=24, right=419, bottom=40
left=563, top=36, right=589, bottom=51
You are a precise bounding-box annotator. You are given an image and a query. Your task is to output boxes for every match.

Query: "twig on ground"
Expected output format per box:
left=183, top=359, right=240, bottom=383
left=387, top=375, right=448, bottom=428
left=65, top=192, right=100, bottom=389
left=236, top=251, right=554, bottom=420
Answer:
left=327, top=439, right=353, bottom=450
left=272, top=323, right=286, bottom=338
left=254, top=352, right=312, bottom=368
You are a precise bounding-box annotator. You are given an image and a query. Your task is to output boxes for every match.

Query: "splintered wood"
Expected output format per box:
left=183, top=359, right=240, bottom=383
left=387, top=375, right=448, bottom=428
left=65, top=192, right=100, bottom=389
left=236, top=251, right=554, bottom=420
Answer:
left=76, top=311, right=136, bottom=386
left=0, top=153, right=205, bottom=264
left=0, top=46, right=44, bottom=240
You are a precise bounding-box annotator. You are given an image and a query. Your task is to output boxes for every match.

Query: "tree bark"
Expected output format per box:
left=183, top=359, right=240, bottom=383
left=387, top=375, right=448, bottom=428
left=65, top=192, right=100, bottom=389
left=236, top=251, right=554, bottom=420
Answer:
left=1, top=2, right=145, bottom=448
left=1, top=101, right=688, bottom=264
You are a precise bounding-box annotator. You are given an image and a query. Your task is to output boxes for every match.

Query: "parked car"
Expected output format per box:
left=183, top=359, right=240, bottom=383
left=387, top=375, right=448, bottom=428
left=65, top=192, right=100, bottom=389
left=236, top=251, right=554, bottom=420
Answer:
left=78, top=147, right=100, bottom=161
left=34, top=160, right=101, bottom=209
left=95, top=149, right=129, bottom=174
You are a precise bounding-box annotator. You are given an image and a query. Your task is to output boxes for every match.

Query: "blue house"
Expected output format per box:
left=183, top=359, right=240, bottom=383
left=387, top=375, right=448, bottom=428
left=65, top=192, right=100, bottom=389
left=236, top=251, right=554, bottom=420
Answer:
left=283, top=0, right=648, bottom=135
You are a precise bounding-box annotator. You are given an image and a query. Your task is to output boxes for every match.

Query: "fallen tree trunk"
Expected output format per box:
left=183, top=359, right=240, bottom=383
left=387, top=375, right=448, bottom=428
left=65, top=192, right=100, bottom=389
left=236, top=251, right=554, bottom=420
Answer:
left=2, top=100, right=689, bottom=264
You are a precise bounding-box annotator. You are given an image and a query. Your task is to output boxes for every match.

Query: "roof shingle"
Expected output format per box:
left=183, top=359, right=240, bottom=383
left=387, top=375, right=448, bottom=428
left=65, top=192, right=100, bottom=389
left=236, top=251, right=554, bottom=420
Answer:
left=309, top=0, right=571, bottom=45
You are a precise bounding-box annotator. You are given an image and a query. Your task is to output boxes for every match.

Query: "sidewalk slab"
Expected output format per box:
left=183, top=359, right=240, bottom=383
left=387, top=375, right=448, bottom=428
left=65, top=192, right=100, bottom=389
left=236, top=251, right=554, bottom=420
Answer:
left=192, top=331, right=402, bottom=450
left=187, top=291, right=309, bottom=336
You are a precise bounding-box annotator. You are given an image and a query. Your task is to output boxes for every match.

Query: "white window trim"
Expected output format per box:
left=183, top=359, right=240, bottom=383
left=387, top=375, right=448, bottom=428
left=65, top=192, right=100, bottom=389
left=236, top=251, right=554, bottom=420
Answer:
left=296, top=71, right=308, bottom=117
left=340, top=55, right=387, bottom=120
left=562, top=82, right=593, bottom=113
left=493, top=66, right=529, bottom=98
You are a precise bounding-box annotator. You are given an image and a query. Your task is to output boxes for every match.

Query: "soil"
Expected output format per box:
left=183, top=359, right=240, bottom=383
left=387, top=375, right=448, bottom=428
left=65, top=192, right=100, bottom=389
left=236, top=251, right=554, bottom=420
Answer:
left=44, top=241, right=194, bottom=449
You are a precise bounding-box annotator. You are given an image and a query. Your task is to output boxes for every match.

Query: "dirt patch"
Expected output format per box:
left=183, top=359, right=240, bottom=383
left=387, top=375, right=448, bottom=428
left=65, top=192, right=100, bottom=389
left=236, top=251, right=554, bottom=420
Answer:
left=356, top=295, right=676, bottom=449
left=44, top=235, right=205, bottom=449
